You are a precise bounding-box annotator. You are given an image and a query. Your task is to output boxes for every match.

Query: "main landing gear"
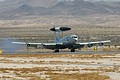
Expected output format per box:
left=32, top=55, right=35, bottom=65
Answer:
left=54, top=49, right=75, bottom=53
left=71, top=49, right=75, bottom=52
left=55, top=49, right=59, bottom=53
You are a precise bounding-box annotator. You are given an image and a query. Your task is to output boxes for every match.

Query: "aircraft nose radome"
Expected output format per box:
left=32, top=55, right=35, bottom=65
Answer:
left=74, top=38, right=78, bottom=41
left=71, top=35, right=78, bottom=41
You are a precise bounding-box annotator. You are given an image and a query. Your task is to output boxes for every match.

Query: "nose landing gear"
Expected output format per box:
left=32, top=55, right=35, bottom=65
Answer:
left=55, top=49, right=59, bottom=53
left=71, top=49, right=75, bottom=52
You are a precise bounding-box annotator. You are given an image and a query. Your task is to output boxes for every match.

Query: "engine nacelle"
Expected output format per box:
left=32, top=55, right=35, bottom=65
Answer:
left=50, top=27, right=71, bottom=32
left=27, top=44, right=30, bottom=47
left=87, top=44, right=93, bottom=47
left=99, top=43, right=104, bottom=46
left=27, top=44, right=37, bottom=48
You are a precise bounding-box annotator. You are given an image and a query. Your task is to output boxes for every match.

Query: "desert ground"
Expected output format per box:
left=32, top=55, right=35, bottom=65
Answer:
left=0, top=51, right=120, bottom=80
left=0, top=15, right=120, bottom=80
left=0, top=1, right=120, bottom=80
left=0, top=25, right=119, bottom=80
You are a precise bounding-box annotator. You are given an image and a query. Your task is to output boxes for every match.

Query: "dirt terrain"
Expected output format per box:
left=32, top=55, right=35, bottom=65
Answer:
left=0, top=53, right=120, bottom=80
left=0, top=0, right=120, bottom=80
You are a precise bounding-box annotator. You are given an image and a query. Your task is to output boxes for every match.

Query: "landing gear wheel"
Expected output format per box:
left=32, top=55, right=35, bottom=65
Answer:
left=55, top=49, right=59, bottom=53
left=71, top=49, right=75, bottom=52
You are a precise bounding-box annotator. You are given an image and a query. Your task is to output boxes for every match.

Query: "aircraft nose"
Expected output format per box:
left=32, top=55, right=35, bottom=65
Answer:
left=74, top=38, right=78, bottom=41
left=73, top=37, right=78, bottom=42
left=71, top=35, right=78, bottom=42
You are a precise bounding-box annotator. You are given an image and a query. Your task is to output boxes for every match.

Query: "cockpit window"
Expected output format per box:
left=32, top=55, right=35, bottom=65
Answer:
left=72, top=36, right=77, bottom=38
left=74, top=37, right=77, bottom=38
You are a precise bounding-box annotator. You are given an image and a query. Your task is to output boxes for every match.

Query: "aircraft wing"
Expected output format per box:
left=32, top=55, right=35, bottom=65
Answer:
left=12, top=42, right=27, bottom=44
left=12, top=42, right=63, bottom=48
left=77, top=40, right=111, bottom=45
left=12, top=40, right=110, bottom=50
left=12, top=41, right=64, bottom=50
left=12, top=42, right=62, bottom=45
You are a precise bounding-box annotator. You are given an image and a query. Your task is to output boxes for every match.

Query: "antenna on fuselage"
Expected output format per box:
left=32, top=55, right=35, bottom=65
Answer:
left=50, top=26, right=71, bottom=43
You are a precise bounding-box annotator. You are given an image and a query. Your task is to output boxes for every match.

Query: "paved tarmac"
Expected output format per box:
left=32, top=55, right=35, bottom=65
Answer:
left=3, top=50, right=119, bottom=54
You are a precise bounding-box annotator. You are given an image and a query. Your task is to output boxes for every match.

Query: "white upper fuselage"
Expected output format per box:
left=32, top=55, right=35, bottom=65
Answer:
left=56, top=35, right=78, bottom=44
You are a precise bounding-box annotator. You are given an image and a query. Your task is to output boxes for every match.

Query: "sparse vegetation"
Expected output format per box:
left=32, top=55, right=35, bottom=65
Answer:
left=0, top=67, right=110, bottom=80
left=0, top=0, right=119, bottom=80
left=46, top=72, right=109, bottom=80
left=30, top=76, right=45, bottom=80
left=0, top=53, right=120, bottom=80
left=0, top=53, right=116, bottom=59
left=82, top=66, right=119, bottom=72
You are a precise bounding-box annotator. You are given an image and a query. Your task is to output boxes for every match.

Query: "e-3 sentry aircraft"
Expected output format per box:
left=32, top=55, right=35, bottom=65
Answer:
left=12, top=27, right=111, bottom=52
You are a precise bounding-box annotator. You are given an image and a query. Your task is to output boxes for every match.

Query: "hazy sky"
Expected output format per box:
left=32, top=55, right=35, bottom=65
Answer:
left=87, top=0, right=120, bottom=1
left=59, top=0, right=120, bottom=1
left=0, top=0, right=120, bottom=3
left=0, top=0, right=5, bottom=2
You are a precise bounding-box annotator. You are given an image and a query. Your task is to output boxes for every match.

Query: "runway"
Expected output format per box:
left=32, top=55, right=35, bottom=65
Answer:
left=3, top=50, right=119, bottom=54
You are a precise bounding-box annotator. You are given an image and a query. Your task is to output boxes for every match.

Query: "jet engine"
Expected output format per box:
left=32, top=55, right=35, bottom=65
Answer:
left=98, top=43, right=104, bottom=46
left=27, top=44, right=37, bottom=48
left=50, top=27, right=71, bottom=32
left=27, top=44, right=30, bottom=47
left=87, top=44, right=93, bottom=47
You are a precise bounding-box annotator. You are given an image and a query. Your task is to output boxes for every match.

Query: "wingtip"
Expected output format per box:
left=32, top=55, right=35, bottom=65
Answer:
left=12, top=42, right=26, bottom=44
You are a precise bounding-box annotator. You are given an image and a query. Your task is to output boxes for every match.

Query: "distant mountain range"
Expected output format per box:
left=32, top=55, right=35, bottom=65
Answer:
left=0, top=0, right=120, bottom=19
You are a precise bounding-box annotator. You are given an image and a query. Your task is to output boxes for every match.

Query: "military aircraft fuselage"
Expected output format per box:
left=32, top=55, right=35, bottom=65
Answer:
left=43, top=35, right=81, bottom=50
